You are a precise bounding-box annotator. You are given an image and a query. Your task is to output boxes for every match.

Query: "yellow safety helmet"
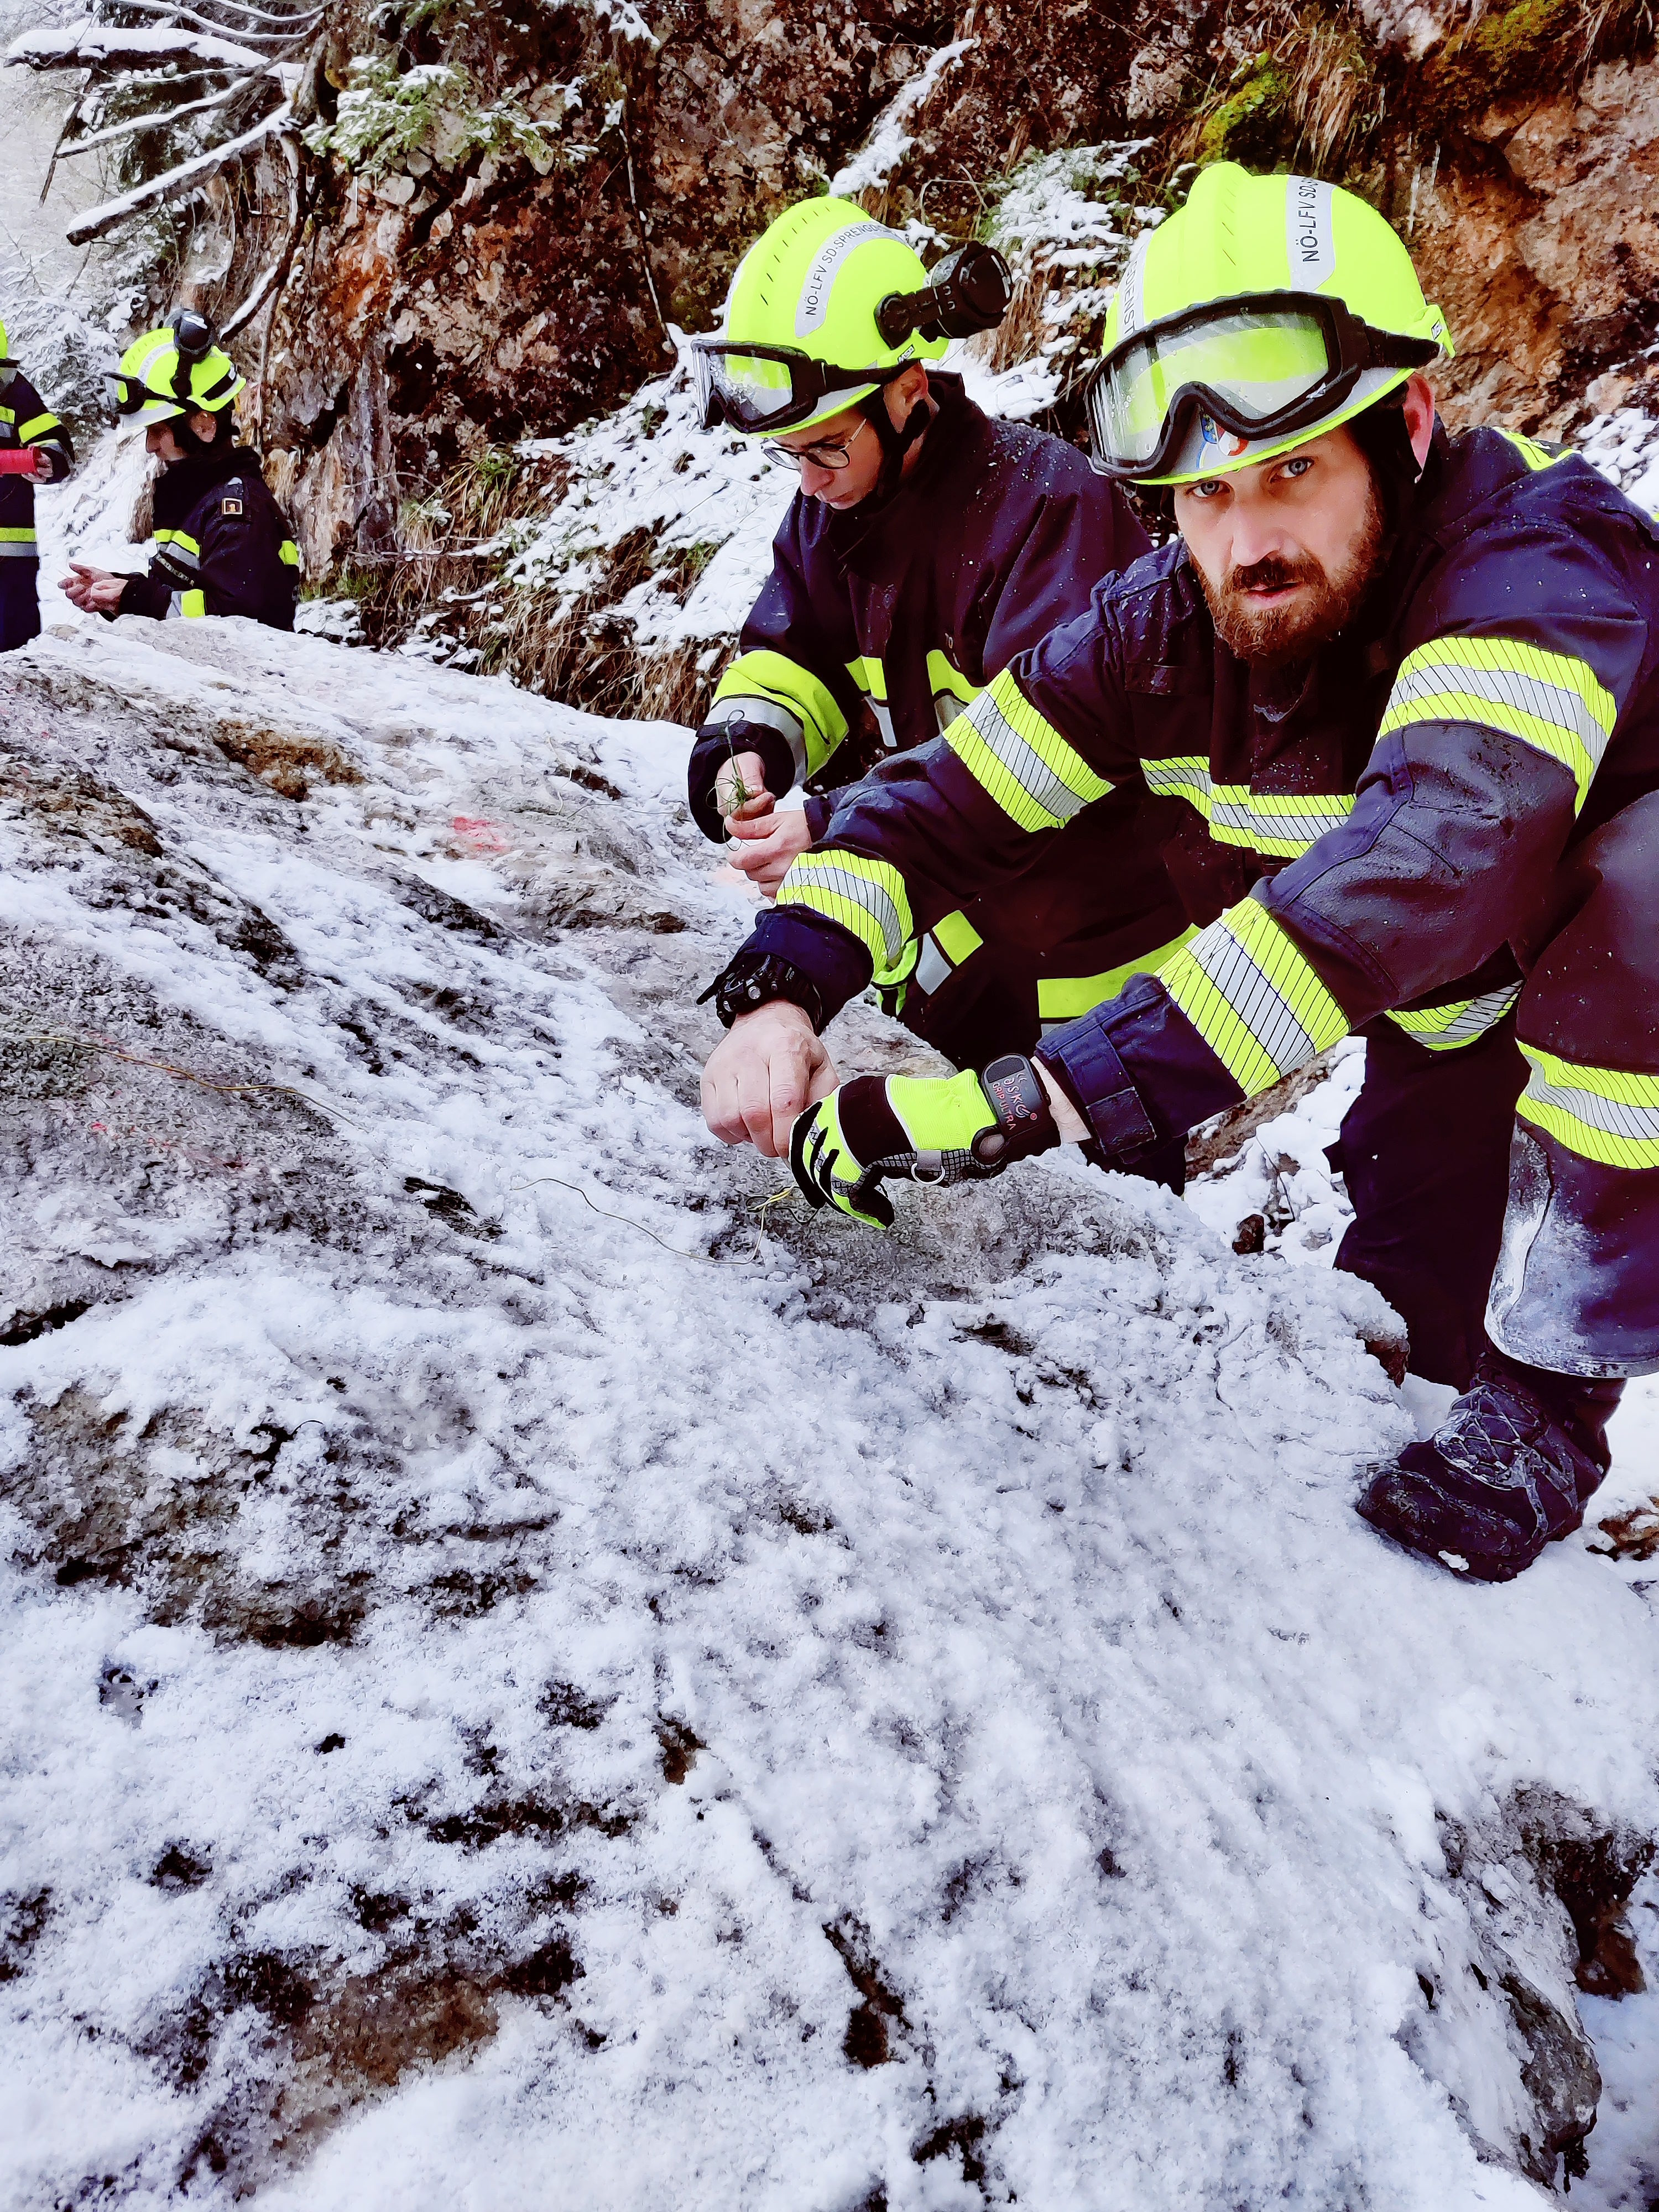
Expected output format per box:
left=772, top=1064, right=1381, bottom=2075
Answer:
left=1084, top=164, right=1452, bottom=484
left=106, top=311, right=246, bottom=427
left=693, top=197, right=1010, bottom=439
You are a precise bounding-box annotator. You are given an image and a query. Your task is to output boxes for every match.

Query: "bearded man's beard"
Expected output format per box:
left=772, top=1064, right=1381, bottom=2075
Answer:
left=1198, top=481, right=1386, bottom=666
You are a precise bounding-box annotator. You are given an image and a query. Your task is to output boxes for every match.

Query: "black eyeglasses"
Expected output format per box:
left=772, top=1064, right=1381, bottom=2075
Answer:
left=761, top=418, right=873, bottom=473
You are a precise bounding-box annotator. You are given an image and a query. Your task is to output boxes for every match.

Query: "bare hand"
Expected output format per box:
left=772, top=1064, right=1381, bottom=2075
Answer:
left=701, top=999, right=837, bottom=1159
left=714, top=748, right=773, bottom=822
left=1034, top=1059, right=1089, bottom=1143
left=59, top=562, right=128, bottom=615
left=726, top=805, right=812, bottom=895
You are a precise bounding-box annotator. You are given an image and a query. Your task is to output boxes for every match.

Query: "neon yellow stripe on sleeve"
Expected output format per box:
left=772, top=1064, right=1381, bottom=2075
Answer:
left=1516, top=1046, right=1659, bottom=1168
left=945, top=668, right=1112, bottom=833
left=1378, top=635, right=1616, bottom=811
left=775, top=849, right=914, bottom=970
left=713, top=648, right=850, bottom=779
left=1160, top=898, right=1349, bottom=1098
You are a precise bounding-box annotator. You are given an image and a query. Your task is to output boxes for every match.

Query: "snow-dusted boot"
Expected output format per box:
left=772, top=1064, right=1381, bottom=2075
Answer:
left=1355, top=1350, right=1623, bottom=1582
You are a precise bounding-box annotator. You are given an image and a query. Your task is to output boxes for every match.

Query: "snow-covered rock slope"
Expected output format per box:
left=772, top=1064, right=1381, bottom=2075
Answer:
left=2, top=618, right=1658, bottom=2210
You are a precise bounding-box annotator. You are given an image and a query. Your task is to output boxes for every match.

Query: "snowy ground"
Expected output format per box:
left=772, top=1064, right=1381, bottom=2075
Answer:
left=2, top=593, right=1658, bottom=2209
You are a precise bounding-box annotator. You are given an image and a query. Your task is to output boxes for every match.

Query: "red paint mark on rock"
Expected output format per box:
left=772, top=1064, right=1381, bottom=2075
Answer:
left=451, top=816, right=510, bottom=853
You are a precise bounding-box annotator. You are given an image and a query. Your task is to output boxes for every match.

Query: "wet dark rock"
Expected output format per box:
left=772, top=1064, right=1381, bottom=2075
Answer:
left=825, top=1918, right=907, bottom=2070
left=151, top=1846, right=213, bottom=1894
left=656, top=1717, right=705, bottom=1785
left=0, top=1888, right=51, bottom=1981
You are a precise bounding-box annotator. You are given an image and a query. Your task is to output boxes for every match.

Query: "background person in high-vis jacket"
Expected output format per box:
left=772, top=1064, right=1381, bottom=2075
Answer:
left=59, top=313, right=299, bottom=632
left=688, top=199, right=1191, bottom=1121
left=700, top=163, right=1659, bottom=1585
left=0, top=316, right=75, bottom=653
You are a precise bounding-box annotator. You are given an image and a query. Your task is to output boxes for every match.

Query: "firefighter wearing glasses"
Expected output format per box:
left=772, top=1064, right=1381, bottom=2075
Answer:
left=60, top=314, right=299, bottom=631
left=688, top=199, right=1191, bottom=1146
left=0, top=315, right=75, bottom=653
left=703, top=163, right=1659, bottom=1585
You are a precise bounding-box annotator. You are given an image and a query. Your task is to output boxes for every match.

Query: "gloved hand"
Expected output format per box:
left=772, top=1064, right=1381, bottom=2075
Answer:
left=790, top=1055, right=1058, bottom=1227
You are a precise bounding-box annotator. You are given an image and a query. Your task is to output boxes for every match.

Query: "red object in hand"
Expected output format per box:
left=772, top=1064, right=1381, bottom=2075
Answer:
left=0, top=448, right=39, bottom=476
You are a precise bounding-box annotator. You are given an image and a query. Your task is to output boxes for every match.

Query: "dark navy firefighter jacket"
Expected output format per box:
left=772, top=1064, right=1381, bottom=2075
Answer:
left=686, top=372, right=1150, bottom=840
left=748, top=424, right=1659, bottom=1164
left=115, top=442, right=300, bottom=630
left=1, top=369, right=74, bottom=650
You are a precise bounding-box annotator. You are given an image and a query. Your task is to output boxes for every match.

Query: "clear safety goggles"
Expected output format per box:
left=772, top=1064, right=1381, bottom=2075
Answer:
left=692, top=340, right=905, bottom=436
left=1082, top=291, right=1439, bottom=480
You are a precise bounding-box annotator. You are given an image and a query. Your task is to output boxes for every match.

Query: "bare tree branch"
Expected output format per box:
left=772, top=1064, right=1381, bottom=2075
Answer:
left=37, top=79, right=91, bottom=204
left=182, top=0, right=325, bottom=24
left=72, top=0, right=319, bottom=46
left=64, top=97, right=294, bottom=244
left=221, top=129, right=302, bottom=338
left=6, top=23, right=275, bottom=73
left=48, top=0, right=314, bottom=49
left=55, top=66, right=280, bottom=154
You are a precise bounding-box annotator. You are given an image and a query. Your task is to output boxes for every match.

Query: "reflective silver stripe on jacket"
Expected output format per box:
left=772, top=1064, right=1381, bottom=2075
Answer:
left=708, top=695, right=808, bottom=781
left=781, top=855, right=910, bottom=968
left=913, top=935, right=953, bottom=997
left=1383, top=652, right=1613, bottom=773
left=1387, top=983, right=1521, bottom=1050
left=959, top=683, right=1097, bottom=826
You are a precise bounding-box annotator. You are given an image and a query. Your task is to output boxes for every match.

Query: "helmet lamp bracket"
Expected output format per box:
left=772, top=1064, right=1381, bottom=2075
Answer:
left=166, top=308, right=217, bottom=403
left=874, top=242, right=1013, bottom=348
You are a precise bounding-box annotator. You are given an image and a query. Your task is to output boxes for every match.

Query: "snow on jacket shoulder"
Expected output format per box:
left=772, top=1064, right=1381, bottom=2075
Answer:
left=685, top=372, right=1148, bottom=838
left=749, top=423, right=1659, bottom=1148
left=117, top=446, right=300, bottom=630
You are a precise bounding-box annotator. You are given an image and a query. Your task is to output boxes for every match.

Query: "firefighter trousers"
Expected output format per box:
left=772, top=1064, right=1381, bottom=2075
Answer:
left=0, top=560, right=41, bottom=653
left=1333, top=791, right=1659, bottom=1386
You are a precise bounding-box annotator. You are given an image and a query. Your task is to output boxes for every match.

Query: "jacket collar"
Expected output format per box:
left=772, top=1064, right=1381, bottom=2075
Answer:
left=153, top=441, right=258, bottom=521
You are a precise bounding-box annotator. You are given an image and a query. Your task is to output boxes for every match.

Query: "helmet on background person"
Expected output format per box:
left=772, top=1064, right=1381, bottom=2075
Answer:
left=1083, top=163, right=1452, bottom=488
left=692, top=196, right=1011, bottom=441
left=105, top=310, right=245, bottom=430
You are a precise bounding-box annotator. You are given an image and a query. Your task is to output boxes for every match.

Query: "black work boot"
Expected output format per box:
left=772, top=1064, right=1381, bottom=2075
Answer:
left=1356, top=1348, right=1624, bottom=1582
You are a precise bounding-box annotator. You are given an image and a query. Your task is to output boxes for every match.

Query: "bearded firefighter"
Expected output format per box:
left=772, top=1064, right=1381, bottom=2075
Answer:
left=700, top=163, right=1659, bottom=1585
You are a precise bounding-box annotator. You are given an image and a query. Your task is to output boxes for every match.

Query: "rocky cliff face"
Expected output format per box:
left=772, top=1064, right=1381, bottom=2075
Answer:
left=19, top=0, right=1658, bottom=589
left=254, top=0, right=1164, bottom=577
left=201, top=0, right=1656, bottom=702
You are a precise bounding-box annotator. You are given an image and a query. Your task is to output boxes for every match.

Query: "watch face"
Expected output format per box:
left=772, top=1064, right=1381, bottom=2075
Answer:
left=982, top=1055, right=1046, bottom=1136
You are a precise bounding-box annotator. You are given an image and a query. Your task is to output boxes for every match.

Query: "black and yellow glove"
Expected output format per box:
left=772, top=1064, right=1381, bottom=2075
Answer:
left=789, top=1055, right=1058, bottom=1228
